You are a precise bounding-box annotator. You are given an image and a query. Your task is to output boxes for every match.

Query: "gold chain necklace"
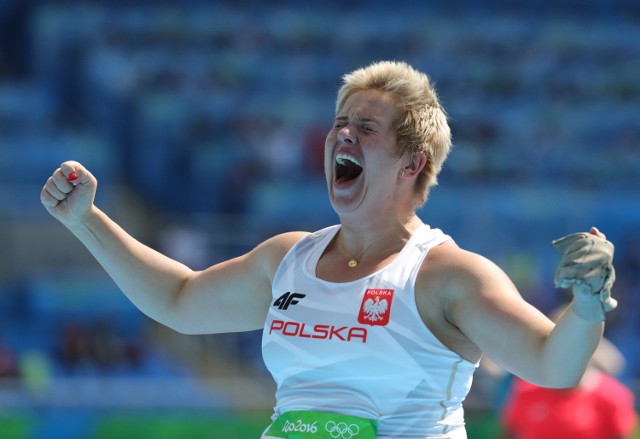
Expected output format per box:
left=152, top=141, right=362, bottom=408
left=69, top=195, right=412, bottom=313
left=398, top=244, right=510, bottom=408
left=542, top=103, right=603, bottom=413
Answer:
left=341, top=219, right=419, bottom=269
left=341, top=233, right=397, bottom=269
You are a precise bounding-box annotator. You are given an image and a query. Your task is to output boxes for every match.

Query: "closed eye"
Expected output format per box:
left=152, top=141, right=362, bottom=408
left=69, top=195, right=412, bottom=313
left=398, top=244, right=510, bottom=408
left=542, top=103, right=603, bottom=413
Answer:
left=332, top=120, right=376, bottom=134
left=333, top=117, right=348, bottom=129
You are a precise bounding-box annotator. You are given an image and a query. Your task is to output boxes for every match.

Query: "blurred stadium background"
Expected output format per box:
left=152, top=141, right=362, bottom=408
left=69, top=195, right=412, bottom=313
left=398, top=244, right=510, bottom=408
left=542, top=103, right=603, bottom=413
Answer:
left=1, top=0, right=639, bottom=438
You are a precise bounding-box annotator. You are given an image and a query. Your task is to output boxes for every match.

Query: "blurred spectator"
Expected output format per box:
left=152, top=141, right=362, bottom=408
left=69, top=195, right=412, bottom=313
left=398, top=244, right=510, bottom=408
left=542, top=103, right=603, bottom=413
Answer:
left=19, top=350, right=53, bottom=394
left=302, top=122, right=331, bottom=176
left=55, top=319, right=142, bottom=375
left=500, top=334, right=637, bottom=439
left=0, top=338, right=19, bottom=378
left=57, top=322, right=90, bottom=372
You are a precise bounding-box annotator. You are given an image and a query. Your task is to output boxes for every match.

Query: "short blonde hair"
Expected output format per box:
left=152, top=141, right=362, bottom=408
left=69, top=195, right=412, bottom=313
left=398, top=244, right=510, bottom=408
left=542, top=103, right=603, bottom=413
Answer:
left=336, top=61, right=452, bottom=207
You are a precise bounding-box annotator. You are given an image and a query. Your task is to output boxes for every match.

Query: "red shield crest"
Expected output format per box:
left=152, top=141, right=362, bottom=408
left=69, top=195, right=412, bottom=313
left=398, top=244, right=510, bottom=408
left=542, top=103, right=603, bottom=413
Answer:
left=358, top=289, right=394, bottom=326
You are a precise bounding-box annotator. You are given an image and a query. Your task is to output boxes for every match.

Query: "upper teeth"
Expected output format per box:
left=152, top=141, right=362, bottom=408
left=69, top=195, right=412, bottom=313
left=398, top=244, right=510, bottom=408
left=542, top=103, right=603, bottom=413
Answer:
left=336, top=153, right=362, bottom=167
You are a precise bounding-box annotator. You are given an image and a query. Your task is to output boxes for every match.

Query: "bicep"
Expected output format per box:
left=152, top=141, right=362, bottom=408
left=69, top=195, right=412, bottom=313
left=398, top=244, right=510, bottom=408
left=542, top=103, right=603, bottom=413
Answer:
left=176, top=254, right=272, bottom=334
left=448, top=257, right=554, bottom=382
left=172, top=232, right=306, bottom=335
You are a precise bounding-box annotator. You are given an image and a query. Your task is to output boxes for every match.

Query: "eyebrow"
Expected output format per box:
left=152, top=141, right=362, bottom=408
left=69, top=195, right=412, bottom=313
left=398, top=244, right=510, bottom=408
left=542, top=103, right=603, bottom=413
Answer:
left=334, top=115, right=380, bottom=125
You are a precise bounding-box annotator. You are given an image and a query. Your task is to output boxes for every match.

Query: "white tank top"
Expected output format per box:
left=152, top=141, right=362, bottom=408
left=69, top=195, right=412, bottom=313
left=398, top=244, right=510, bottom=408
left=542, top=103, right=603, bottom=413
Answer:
left=262, top=224, right=479, bottom=438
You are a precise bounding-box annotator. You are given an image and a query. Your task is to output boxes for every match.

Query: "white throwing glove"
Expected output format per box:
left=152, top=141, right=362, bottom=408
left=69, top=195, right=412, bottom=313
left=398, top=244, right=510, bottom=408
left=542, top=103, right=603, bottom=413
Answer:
left=552, top=232, right=616, bottom=322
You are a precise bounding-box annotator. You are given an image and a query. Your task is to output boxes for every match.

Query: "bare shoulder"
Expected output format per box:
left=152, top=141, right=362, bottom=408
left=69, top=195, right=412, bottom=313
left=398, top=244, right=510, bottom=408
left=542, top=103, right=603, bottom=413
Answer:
left=253, top=231, right=310, bottom=280
left=415, top=240, right=522, bottom=362
left=259, top=231, right=309, bottom=255
left=259, top=231, right=310, bottom=252
left=420, top=240, right=515, bottom=298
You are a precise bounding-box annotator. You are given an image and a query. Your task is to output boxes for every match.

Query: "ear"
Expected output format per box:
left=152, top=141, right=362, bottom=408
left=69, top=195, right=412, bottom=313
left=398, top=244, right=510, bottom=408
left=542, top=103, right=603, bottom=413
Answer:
left=400, top=151, right=427, bottom=179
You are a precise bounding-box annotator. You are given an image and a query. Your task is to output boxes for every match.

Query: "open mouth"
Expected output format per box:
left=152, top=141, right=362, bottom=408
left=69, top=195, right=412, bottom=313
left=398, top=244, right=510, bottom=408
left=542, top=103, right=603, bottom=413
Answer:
left=335, top=153, right=363, bottom=184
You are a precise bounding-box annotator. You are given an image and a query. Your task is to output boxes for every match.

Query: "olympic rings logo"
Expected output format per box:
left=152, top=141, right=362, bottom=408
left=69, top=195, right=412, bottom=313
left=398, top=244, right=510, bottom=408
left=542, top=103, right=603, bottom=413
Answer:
left=325, top=421, right=360, bottom=439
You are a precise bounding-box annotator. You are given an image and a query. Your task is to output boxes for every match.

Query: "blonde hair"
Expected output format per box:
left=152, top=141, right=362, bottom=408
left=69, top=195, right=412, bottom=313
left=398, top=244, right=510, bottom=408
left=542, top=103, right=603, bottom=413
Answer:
left=336, top=61, right=452, bottom=207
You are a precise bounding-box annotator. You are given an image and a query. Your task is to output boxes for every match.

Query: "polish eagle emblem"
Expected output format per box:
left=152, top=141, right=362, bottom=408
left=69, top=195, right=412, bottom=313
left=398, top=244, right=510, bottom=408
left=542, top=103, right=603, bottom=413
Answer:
left=362, top=297, right=389, bottom=322
left=358, top=289, right=394, bottom=326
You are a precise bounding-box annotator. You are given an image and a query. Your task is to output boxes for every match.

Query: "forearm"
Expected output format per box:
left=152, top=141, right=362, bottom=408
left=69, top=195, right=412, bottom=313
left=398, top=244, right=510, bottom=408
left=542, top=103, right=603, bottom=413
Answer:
left=537, top=228, right=614, bottom=387
left=539, top=301, right=603, bottom=387
left=66, top=205, right=193, bottom=328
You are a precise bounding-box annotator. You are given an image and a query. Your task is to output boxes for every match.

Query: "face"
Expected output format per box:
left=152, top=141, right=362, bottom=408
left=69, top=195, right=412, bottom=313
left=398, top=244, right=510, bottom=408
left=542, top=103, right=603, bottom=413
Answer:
left=324, top=89, right=405, bottom=216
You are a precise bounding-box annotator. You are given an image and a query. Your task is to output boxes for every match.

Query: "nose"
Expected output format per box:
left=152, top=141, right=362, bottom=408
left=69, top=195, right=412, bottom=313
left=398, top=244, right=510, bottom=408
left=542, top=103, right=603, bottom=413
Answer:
left=337, top=125, right=356, bottom=145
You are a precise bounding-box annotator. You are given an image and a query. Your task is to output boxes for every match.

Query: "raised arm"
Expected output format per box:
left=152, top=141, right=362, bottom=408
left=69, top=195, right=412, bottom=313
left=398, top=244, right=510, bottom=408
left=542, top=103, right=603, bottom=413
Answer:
left=427, top=230, right=613, bottom=388
left=40, top=161, right=305, bottom=335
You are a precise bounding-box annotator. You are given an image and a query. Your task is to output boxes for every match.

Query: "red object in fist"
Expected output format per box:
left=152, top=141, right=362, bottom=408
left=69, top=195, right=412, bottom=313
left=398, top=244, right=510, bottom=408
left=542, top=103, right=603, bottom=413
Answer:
left=68, top=172, right=78, bottom=181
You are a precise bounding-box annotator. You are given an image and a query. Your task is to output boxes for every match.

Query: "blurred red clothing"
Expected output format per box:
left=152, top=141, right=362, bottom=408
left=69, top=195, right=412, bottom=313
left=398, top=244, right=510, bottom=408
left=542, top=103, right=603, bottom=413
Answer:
left=501, top=372, right=637, bottom=439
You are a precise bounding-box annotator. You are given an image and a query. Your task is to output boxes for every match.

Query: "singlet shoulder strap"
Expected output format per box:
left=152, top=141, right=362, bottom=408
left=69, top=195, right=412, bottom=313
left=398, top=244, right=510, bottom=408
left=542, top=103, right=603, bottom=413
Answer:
left=394, top=224, right=453, bottom=286
left=272, top=225, right=340, bottom=287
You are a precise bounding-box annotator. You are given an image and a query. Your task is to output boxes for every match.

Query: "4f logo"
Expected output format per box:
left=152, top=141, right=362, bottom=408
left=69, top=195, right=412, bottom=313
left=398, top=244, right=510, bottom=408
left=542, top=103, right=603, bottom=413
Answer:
left=273, top=292, right=306, bottom=310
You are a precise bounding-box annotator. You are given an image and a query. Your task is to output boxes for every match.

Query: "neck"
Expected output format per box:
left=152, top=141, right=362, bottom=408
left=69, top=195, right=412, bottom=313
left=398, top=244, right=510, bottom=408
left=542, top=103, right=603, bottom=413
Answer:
left=337, top=213, right=423, bottom=262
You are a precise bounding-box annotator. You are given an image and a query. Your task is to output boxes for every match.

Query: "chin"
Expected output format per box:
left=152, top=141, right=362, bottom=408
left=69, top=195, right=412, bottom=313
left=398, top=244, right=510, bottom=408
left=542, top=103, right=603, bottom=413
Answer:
left=328, top=189, right=364, bottom=217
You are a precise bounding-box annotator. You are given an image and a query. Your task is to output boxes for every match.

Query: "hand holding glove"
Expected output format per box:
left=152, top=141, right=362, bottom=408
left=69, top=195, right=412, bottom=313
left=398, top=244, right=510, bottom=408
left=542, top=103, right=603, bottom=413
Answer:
left=552, top=228, right=616, bottom=322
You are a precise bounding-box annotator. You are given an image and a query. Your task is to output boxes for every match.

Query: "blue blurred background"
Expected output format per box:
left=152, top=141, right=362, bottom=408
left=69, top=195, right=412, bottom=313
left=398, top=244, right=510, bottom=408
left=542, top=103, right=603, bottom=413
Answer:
left=1, top=0, right=639, bottom=438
